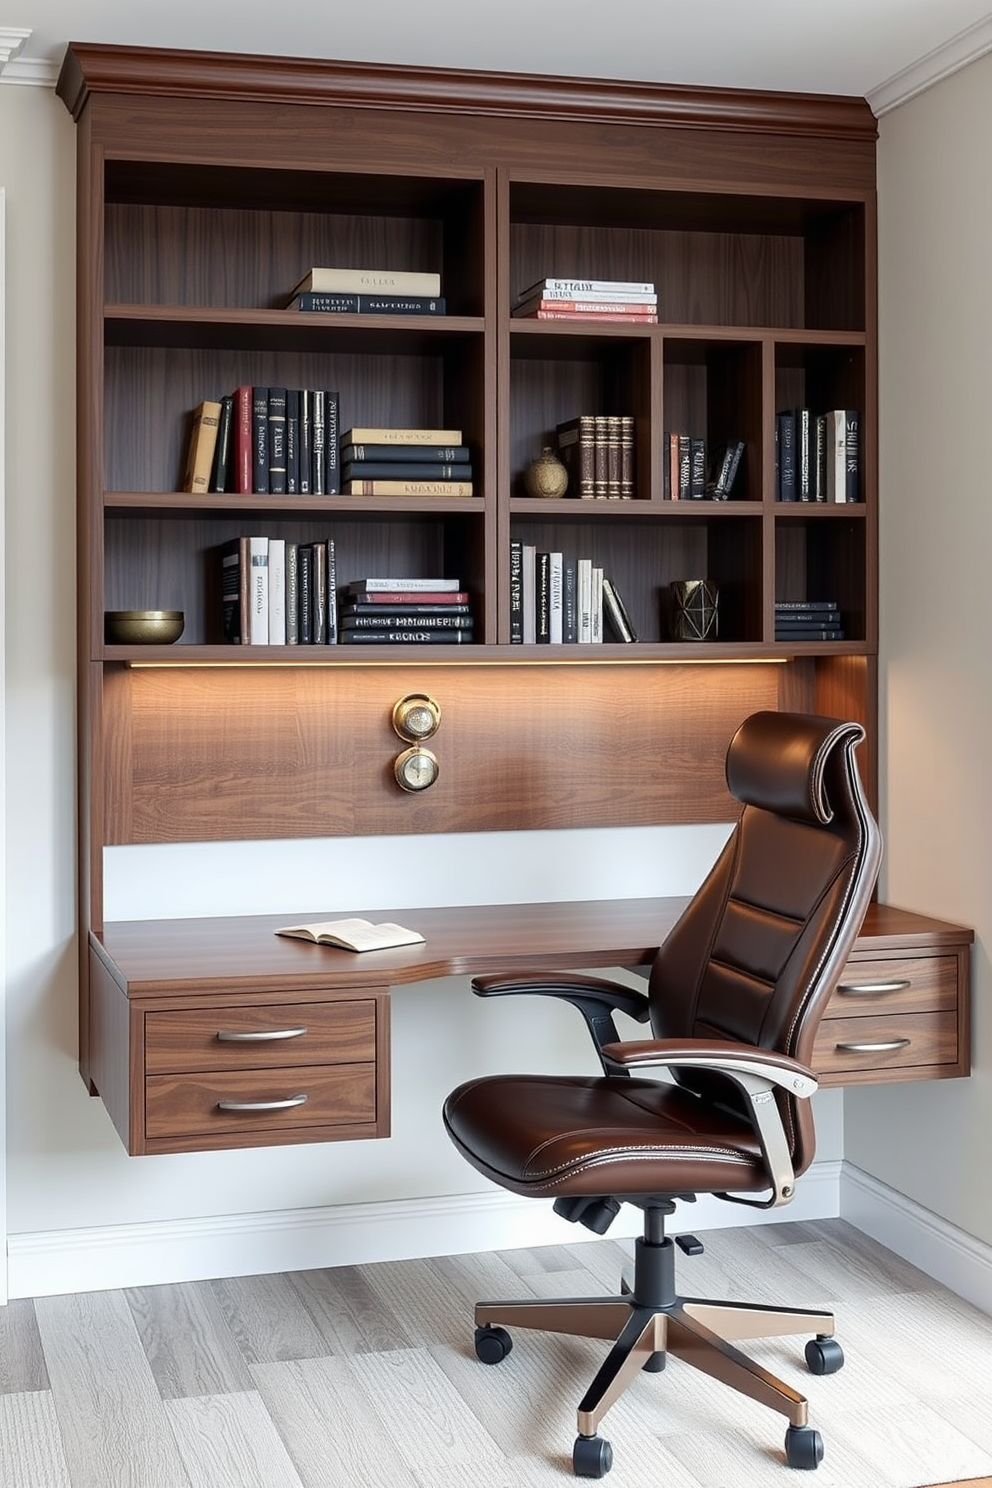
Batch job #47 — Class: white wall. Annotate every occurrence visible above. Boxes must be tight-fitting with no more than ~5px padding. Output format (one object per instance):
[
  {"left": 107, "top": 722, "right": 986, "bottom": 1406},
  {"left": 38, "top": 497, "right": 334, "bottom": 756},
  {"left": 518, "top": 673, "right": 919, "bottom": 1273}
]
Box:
[
  {"left": 0, "top": 80, "right": 850, "bottom": 1298},
  {"left": 1, "top": 187, "right": 8, "bottom": 1303},
  {"left": 845, "top": 53, "right": 992, "bottom": 1244}
]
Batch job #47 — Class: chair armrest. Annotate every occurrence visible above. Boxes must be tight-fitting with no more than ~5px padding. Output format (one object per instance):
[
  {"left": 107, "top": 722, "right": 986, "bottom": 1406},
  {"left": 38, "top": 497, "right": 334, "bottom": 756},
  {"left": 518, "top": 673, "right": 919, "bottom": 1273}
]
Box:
[
  {"left": 471, "top": 972, "right": 650, "bottom": 1072},
  {"left": 599, "top": 1037, "right": 818, "bottom": 1209}
]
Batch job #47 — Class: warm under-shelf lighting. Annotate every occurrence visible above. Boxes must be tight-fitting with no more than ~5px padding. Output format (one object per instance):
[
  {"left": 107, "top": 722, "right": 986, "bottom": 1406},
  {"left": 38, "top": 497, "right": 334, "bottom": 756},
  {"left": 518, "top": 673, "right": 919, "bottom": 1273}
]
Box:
[{"left": 127, "top": 655, "right": 793, "bottom": 669}]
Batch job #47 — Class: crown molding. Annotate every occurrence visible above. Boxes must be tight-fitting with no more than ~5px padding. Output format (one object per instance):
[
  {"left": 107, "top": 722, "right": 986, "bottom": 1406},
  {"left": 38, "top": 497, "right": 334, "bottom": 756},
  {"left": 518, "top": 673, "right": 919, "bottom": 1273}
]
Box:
[
  {"left": 0, "top": 28, "right": 58, "bottom": 87},
  {"left": 868, "top": 14, "right": 992, "bottom": 115}
]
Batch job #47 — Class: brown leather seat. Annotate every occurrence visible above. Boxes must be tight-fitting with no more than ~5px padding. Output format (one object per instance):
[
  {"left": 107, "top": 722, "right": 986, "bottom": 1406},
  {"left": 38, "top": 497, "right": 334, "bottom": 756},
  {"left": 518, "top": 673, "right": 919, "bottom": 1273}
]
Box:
[{"left": 443, "top": 711, "right": 882, "bottom": 1478}]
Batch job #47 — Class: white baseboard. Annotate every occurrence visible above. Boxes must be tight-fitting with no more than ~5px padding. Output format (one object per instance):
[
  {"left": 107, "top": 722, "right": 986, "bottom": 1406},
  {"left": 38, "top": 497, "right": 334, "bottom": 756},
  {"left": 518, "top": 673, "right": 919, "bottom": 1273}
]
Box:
[
  {"left": 7, "top": 1161, "right": 842, "bottom": 1300},
  {"left": 841, "top": 1162, "right": 992, "bottom": 1315}
]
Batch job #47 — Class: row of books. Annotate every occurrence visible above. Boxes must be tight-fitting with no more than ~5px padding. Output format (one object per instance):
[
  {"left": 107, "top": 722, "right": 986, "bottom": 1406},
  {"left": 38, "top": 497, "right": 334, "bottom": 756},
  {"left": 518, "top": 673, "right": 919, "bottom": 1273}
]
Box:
[
  {"left": 340, "top": 578, "right": 474, "bottom": 646},
  {"left": 509, "top": 541, "right": 637, "bottom": 644},
  {"left": 184, "top": 387, "right": 340, "bottom": 497},
  {"left": 221, "top": 536, "right": 339, "bottom": 646},
  {"left": 556, "top": 414, "right": 635, "bottom": 499},
  {"left": 776, "top": 408, "right": 859, "bottom": 503},
  {"left": 286, "top": 266, "right": 444, "bottom": 317},
  {"left": 663, "top": 434, "right": 745, "bottom": 501},
  {"left": 513, "top": 277, "right": 658, "bottom": 324},
  {"left": 774, "top": 599, "right": 845, "bottom": 641}
]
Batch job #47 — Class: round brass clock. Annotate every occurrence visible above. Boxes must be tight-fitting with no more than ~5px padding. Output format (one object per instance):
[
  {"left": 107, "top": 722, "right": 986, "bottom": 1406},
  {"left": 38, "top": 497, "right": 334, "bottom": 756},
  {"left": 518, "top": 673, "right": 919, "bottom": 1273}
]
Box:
[
  {"left": 393, "top": 745, "right": 440, "bottom": 793},
  {"left": 392, "top": 693, "right": 441, "bottom": 742}
]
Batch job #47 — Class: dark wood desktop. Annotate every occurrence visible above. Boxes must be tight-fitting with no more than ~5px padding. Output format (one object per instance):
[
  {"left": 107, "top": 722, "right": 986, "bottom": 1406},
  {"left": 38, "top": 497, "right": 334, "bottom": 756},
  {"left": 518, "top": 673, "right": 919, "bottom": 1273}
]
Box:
[{"left": 89, "top": 898, "right": 972, "bottom": 1157}]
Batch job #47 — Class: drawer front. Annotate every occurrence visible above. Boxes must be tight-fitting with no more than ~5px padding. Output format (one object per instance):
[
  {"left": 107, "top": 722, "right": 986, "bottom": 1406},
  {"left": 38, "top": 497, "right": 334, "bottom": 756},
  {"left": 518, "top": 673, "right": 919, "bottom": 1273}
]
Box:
[
  {"left": 829, "top": 955, "right": 957, "bottom": 1016},
  {"left": 146, "top": 1063, "right": 376, "bottom": 1139},
  {"left": 145, "top": 1001, "right": 376, "bottom": 1074},
  {"left": 813, "top": 1011, "right": 958, "bottom": 1077}
]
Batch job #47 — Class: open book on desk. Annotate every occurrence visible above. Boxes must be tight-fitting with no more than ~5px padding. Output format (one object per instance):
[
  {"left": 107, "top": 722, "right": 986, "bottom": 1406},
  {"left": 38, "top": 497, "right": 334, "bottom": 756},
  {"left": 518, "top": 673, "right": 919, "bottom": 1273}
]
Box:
[{"left": 275, "top": 918, "right": 426, "bottom": 952}]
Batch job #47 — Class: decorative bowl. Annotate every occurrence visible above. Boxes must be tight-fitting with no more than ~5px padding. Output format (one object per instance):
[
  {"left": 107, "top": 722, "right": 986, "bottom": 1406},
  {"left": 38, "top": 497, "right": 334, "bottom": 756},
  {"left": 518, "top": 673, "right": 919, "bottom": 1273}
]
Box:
[{"left": 105, "top": 609, "right": 185, "bottom": 645}]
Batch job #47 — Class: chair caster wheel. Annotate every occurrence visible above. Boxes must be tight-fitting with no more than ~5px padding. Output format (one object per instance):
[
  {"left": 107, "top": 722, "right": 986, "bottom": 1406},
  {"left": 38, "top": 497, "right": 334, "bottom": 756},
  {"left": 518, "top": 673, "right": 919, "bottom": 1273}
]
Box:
[
  {"left": 785, "top": 1425, "right": 824, "bottom": 1469},
  {"left": 573, "top": 1433, "right": 613, "bottom": 1478},
  {"left": 474, "top": 1325, "right": 512, "bottom": 1364},
  {"left": 805, "top": 1336, "right": 844, "bottom": 1375}
]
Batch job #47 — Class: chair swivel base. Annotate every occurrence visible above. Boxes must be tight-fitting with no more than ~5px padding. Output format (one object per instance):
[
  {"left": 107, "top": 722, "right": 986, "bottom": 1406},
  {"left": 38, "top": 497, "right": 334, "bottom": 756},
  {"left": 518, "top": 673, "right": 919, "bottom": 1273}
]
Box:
[{"left": 472, "top": 1234, "right": 841, "bottom": 1477}]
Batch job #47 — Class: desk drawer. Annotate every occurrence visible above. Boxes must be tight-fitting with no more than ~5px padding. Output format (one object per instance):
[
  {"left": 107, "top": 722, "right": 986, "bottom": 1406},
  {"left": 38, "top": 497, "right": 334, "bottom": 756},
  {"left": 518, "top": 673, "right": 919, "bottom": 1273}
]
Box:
[
  {"left": 146, "top": 1064, "right": 376, "bottom": 1139},
  {"left": 828, "top": 955, "right": 957, "bottom": 1016},
  {"left": 145, "top": 1000, "right": 377, "bottom": 1074},
  {"left": 813, "top": 1011, "right": 958, "bottom": 1077}
]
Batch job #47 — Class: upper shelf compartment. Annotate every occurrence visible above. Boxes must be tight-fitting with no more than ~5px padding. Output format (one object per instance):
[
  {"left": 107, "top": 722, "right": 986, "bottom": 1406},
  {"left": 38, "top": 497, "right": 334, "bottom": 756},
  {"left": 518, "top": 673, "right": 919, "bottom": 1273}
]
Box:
[
  {"left": 103, "top": 161, "right": 490, "bottom": 320},
  {"left": 507, "top": 180, "right": 868, "bottom": 333}
]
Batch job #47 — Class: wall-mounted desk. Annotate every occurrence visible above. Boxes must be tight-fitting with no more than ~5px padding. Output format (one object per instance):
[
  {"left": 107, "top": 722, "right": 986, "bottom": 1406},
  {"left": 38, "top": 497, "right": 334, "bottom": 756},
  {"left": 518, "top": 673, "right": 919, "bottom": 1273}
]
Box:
[{"left": 89, "top": 899, "right": 972, "bottom": 1156}]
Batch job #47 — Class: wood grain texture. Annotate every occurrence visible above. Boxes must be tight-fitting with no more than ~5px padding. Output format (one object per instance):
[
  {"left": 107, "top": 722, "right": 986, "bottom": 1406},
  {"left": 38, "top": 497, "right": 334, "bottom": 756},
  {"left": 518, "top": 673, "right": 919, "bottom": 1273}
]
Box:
[
  {"left": 124, "top": 1283, "right": 254, "bottom": 1400},
  {"left": 164, "top": 1392, "right": 304, "bottom": 1488},
  {"left": 0, "top": 1299, "right": 50, "bottom": 1394},
  {"left": 0, "top": 1392, "right": 72, "bottom": 1488}
]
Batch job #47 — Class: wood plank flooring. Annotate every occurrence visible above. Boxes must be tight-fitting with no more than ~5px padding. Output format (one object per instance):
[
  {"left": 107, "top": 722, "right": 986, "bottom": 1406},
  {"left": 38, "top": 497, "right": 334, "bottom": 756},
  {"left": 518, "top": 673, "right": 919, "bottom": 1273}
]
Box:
[{"left": 2, "top": 1218, "right": 991, "bottom": 1487}]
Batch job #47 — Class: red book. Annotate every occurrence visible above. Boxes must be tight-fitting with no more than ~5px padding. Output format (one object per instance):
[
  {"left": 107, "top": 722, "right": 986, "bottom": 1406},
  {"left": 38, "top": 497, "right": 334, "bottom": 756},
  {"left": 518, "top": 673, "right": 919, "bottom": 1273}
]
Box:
[
  {"left": 344, "top": 589, "right": 470, "bottom": 604},
  {"left": 523, "top": 309, "right": 658, "bottom": 323},
  {"left": 514, "top": 298, "right": 657, "bottom": 315},
  {"left": 233, "top": 384, "right": 253, "bottom": 494}
]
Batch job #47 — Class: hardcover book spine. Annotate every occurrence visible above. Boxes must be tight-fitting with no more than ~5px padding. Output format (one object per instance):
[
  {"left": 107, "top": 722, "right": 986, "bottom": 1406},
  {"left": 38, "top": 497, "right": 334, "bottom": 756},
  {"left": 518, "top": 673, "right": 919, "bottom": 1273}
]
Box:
[
  {"left": 556, "top": 415, "right": 596, "bottom": 498},
  {"left": 285, "top": 542, "right": 299, "bottom": 644},
  {"left": 536, "top": 551, "right": 551, "bottom": 642},
  {"left": 594, "top": 416, "right": 609, "bottom": 499},
  {"left": 341, "top": 462, "right": 472, "bottom": 481},
  {"left": 813, "top": 414, "right": 827, "bottom": 502},
  {"left": 292, "top": 292, "right": 446, "bottom": 314},
  {"left": 591, "top": 567, "right": 604, "bottom": 643},
  {"left": 845, "top": 411, "right": 859, "bottom": 502},
  {"left": 267, "top": 386, "right": 287, "bottom": 495},
  {"left": 350, "top": 577, "right": 461, "bottom": 592},
  {"left": 284, "top": 388, "right": 300, "bottom": 495},
  {"left": 298, "top": 389, "right": 312, "bottom": 495},
  {"left": 311, "top": 389, "right": 325, "bottom": 496},
  {"left": 522, "top": 309, "right": 657, "bottom": 322},
  {"left": 325, "top": 537, "right": 338, "bottom": 643},
  {"left": 294, "top": 268, "right": 442, "bottom": 296},
  {"left": 620, "top": 416, "right": 634, "bottom": 498},
  {"left": 341, "top": 444, "right": 469, "bottom": 464},
  {"left": 297, "top": 544, "right": 313, "bottom": 644},
  {"left": 690, "top": 438, "right": 706, "bottom": 500},
  {"left": 796, "top": 408, "right": 812, "bottom": 501},
  {"left": 311, "top": 539, "right": 327, "bottom": 643},
  {"left": 522, "top": 544, "right": 537, "bottom": 644},
  {"left": 342, "top": 427, "right": 463, "bottom": 446},
  {"left": 509, "top": 538, "right": 523, "bottom": 643},
  {"left": 182, "top": 400, "right": 222, "bottom": 495},
  {"left": 562, "top": 557, "right": 578, "bottom": 642},
  {"left": 344, "top": 480, "right": 474, "bottom": 496},
  {"left": 234, "top": 386, "right": 254, "bottom": 495},
  {"left": 777, "top": 413, "right": 796, "bottom": 501},
  {"left": 341, "top": 611, "right": 474, "bottom": 628},
  {"left": 210, "top": 394, "right": 234, "bottom": 494},
  {"left": 249, "top": 535, "right": 269, "bottom": 645},
  {"left": 268, "top": 537, "right": 286, "bottom": 645},
  {"left": 220, "top": 536, "right": 249, "bottom": 643},
  {"left": 577, "top": 558, "right": 593, "bottom": 642},
  {"left": 252, "top": 387, "right": 269, "bottom": 495},
  {"left": 341, "top": 629, "right": 474, "bottom": 643},
  {"left": 324, "top": 391, "right": 340, "bottom": 495},
  {"left": 548, "top": 552, "right": 563, "bottom": 643}
]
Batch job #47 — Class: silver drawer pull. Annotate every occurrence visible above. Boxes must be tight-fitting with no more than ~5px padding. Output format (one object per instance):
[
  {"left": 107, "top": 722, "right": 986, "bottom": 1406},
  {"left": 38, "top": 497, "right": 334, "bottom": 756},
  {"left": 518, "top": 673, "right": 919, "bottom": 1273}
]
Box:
[
  {"left": 836, "top": 980, "right": 911, "bottom": 996},
  {"left": 217, "top": 1026, "right": 308, "bottom": 1042},
  {"left": 217, "top": 1093, "right": 309, "bottom": 1112},
  {"left": 835, "top": 1039, "right": 912, "bottom": 1053}
]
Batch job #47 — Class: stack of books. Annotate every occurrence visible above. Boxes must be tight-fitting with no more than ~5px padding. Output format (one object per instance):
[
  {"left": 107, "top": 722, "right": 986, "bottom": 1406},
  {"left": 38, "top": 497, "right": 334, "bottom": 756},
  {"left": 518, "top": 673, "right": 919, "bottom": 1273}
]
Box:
[
  {"left": 775, "top": 408, "right": 859, "bottom": 503},
  {"left": 220, "top": 536, "right": 338, "bottom": 646},
  {"left": 509, "top": 541, "right": 636, "bottom": 644},
  {"left": 341, "top": 578, "right": 474, "bottom": 645},
  {"left": 663, "top": 433, "right": 744, "bottom": 500},
  {"left": 774, "top": 599, "right": 845, "bottom": 642},
  {"left": 556, "top": 414, "right": 634, "bottom": 499},
  {"left": 512, "top": 277, "right": 658, "bottom": 323},
  {"left": 185, "top": 386, "right": 340, "bottom": 496},
  {"left": 341, "top": 427, "right": 473, "bottom": 496},
  {"left": 286, "top": 267, "right": 445, "bottom": 316}
]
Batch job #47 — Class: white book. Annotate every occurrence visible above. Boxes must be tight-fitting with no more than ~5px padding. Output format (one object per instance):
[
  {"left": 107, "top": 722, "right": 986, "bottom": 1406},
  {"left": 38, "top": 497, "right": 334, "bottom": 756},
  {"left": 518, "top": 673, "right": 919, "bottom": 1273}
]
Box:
[
  {"left": 577, "top": 558, "right": 593, "bottom": 643},
  {"left": 548, "top": 552, "right": 563, "bottom": 643},
  {"left": 826, "top": 410, "right": 848, "bottom": 503},
  {"left": 291, "top": 266, "right": 441, "bottom": 298},
  {"left": 275, "top": 918, "right": 425, "bottom": 952},
  {"left": 516, "top": 287, "right": 658, "bottom": 305},
  {"left": 268, "top": 538, "right": 286, "bottom": 645},
  {"left": 517, "top": 276, "right": 654, "bottom": 299},
  {"left": 591, "top": 566, "right": 604, "bottom": 643},
  {"left": 352, "top": 576, "right": 462, "bottom": 592},
  {"left": 522, "top": 544, "right": 537, "bottom": 644},
  {"left": 249, "top": 536, "right": 269, "bottom": 646}
]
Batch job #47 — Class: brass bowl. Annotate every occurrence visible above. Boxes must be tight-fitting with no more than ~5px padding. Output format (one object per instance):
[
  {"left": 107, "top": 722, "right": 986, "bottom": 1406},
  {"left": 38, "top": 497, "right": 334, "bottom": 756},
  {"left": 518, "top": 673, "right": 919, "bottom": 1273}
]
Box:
[{"left": 105, "top": 609, "right": 185, "bottom": 645}]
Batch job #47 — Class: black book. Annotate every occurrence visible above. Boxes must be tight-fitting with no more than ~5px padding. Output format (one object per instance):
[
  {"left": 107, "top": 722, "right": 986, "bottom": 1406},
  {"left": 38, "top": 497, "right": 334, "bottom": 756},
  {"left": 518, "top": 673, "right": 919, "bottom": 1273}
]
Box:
[
  {"left": 774, "top": 599, "right": 840, "bottom": 613},
  {"left": 285, "top": 388, "right": 300, "bottom": 495},
  {"left": 602, "top": 576, "right": 637, "bottom": 642},
  {"left": 776, "top": 413, "right": 797, "bottom": 501},
  {"left": 311, "top": 539, "right": 327, "bottom": 642},
  {"left": 297, "top": 543, "right": 313, "bottom": 643},
  {"left": 677, "top": 434, "right": 692, "bottom": 500},
  {"left": 509, "top": 538, "right": 523, "bottom": 644},
  {"left": 812, "top": 414, "right": 827, "bottom": 503},
  {"left": 291, "top": 291, "right": 446, "bottom": 315},
  {"left": 795, "top": 408, "right": 813, "bottom": 501},
  {"left": 535, "top": 551, "right": 551, "bottom": 642},
  {"left": 341, "top": 461, "right": 473, "bottom": 481},
  {"left": 210, "top": 394, "right": 234, "bottom": 493},
  {"left": 268, "top": 386, "right": 287, "bottom": 494},
  {"left": 311, "top": 389, "right": 325, "bottom": 496},
  {"left": 298, "top": 388, "right": 312, "bottom": 495},
  {"left": 325, "top": 537, "right": 338, "bottom": 644},
  {"left": 562, "top": 557, "right": 578, "bottom": 643},
  {"left": 775, "top": 625, "right": 845, "bottom": 640},
  {"left": 341, "top": 628, "right": 475, "bottom": 644},
  {"left": 324, "top": 390, "right": 340, "bottom": 495},
  {"left": 343, "top": 602, "right": 471, "bottom": 617},
  {"left": 708, "top": 440, "right": 745, "bottom": 500},
  {"left": 773, "top": 607, "right": 841, "bottom": 625},
  {"left": 285, "top": 542, "right": 299, "bottom": 644},
  {"left": 251, "top": 386, "right": 269, "bottom": 494},
  {"left": 341, "top": 443, "right": 470, "bottom": 464},
  {"left": 219, "top": 536, "right": 249, "bottom": 644},
  {"left": 689, "top": 438, "right": 706, "bottom": 499},
  {"left": 845, "top": 410, "right": 860, "bottom": 503},
  {"left": 341, "top": 611, "right": 474, "bottom": 629}
]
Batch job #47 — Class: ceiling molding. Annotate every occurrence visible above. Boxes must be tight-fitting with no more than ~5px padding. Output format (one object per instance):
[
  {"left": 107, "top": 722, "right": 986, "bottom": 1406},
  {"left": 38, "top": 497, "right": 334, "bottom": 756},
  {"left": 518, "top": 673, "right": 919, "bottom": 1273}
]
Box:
[
  {"left": 0, "top": 28, "right": 57, "bottom": 86},
  {"left": 867, "top": 14, "right": 992, "bottom": 115}
]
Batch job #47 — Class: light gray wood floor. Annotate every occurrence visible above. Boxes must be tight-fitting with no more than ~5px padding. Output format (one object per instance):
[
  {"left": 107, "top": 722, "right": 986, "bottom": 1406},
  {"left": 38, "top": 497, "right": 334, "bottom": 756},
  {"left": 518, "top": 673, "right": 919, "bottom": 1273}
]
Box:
[{"left": 2, "top": 1217, "right": 991, "bottom": 1488}]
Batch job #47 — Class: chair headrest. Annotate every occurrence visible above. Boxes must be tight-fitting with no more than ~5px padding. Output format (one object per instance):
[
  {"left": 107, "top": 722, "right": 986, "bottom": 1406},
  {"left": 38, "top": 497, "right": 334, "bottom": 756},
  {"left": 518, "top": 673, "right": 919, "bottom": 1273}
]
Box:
[{"left": 726, "top": 711, "right": 865, "bottom": 826}]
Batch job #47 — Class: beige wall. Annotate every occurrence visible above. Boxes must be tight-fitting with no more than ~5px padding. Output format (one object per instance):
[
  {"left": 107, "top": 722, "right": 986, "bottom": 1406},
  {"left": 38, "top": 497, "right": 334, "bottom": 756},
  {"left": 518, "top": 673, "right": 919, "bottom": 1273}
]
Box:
[{"left": 845, "top": 53, "right": 992, "bottom": 1242}]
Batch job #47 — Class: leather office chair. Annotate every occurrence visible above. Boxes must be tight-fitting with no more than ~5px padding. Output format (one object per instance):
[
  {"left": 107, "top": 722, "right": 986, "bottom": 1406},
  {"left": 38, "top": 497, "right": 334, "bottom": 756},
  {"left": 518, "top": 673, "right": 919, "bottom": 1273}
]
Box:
[{"left": 443, "top": 711, "right": 881, "bottom": 1478}]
